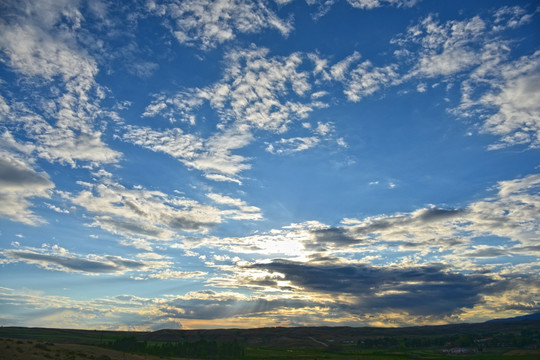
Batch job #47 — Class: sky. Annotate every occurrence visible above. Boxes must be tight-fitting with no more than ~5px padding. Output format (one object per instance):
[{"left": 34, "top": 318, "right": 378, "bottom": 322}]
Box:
[{"left": 0, "top": 0, "right": 539, "bottom": 331}]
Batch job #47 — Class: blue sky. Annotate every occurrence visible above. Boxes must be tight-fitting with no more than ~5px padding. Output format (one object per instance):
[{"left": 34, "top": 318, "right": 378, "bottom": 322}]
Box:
[{"left": 0, "top": 0, "right": 539, "bottom": 330}]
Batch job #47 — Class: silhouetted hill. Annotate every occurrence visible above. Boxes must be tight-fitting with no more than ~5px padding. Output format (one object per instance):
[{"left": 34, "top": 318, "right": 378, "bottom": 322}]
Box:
[
  {"left": 139, "top": 318, "right": 540, "bottom": 349},
  {"left": 1, "top": 314, "right": 539, "bottom": 351},
  {"left": 487, "top": 312, "right": 540, "bottom": 323}
]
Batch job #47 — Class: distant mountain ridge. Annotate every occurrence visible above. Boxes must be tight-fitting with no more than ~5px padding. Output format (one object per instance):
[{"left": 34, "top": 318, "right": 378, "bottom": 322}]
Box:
[{"left": 486, "top": 312, "right": 540, "bottom": 323}]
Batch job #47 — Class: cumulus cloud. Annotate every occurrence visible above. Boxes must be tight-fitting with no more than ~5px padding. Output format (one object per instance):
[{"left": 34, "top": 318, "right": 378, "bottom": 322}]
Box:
[
  {"left": 147, "top": 0, "right": 293, "bottom": 50},
  {"left": 135, "top": 269, "right": 208, "bottom": 280},
  {"left": 344, "top": 60, "right": 399, "bottom": 101}
]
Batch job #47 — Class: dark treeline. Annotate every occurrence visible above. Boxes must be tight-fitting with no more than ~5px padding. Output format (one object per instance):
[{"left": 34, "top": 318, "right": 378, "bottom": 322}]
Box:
[
  {"left": 356, "top": 328, "right": 540, "bottom": 349},
  {"left": 107, "top": 336, "right": 244, "bottom": 359}
]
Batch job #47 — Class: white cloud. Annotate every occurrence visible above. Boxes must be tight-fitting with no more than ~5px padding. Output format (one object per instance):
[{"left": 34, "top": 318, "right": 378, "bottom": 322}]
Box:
[
  {"left": 346, "top": 0, "right": 418, "bottom": 10},
  {"left": 492, "top": 6, "right": 535, "bottom": 31},
  {"left": 139, "top": 269, "right": 207, "bottom": 280},
  {"left": 71, "top": 180, "right": 263, "bottom": 243},
  {"left": 329, "top": 52, "right": 400, "bottom": 101},
  {"left": 266, "top": 136, "right": 320, "bottom": 154},
  {"left": 72, "top": 182, "right": 222, "bottom": 239},
  {"left": 135, "top": 46, "right": 330, "bottom": 181},
  {"left": 206, "top": 192, "right": 263, "bottom": 220},
  {"left": 344, "top": 61, "right": 399, "bottom": 101},
  {"left": 330, "top": 51, "right": 361, "bottom": 81},
  {"left": 123, "top": 126, "right": 204, "bottom": 163},
  {"left": 466, "top": 174, "right": 540, "bottom": 246},
  {"left": 123, "top": 125, "right": 251, "bottom": 182},
  {"left": 392, "top": 7, "right": 540, "bottom": 149},
  {"left": 394, "top": 14, "right": 489, "bottom": 78},
  {"left": 460, "top": 52, "right": 540, "bottom": 149},
  {"left": 148, "top": 0, "right": 293, "bottom": 50},
  {"left": 0, "top": 0, "right": 122, "bottom": 167}
]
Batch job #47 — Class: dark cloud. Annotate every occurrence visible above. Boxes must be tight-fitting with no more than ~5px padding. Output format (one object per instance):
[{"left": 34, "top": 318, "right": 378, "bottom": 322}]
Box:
[
  {"left": 247, "top": 260, "right": 503, "bottom": 316},
  {"left": 163, "top": 214, "right": 217, "bottom": 231},
  {"left": 0, "top": 157, "right": 53, "bottom": 188},
  {"left": 3, "top": 250, "right": 146, "bottom": 274},
  {"left": 463, "top": 248, "right": 509, "bottom": 258},
  {"left": 416, "top": 208, "right": 465, "bottom": 222},
  {"left": 307, "top": 227, "right": 358, "bottom": 250},
  {"left": 96, "top": 217, "right": 165, "bottom": 237}
]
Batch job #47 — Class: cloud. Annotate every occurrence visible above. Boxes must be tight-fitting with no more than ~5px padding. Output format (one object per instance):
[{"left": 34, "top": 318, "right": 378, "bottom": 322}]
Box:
[
  {"left": 330, "top": 52, "right": 400, "bottom": 101},
  {"left": 72, "top": 182, "right": 223, "bottom": 241},
  {"left": 266, "top": 136, "right": 320, "bottom": 154},
  {"left": 465, "top": 173, "right": 540, "bottom": 245},
  {"left": 0, "top": 150, "right": 54, "bottom": 225},
  {"left": 132, "top": 46, "right": 330, "bottom": 182},
  {"left": 122, "top": 125, "right": 205, "bottom": 167},
  {"left": 460, "top": 51, "right": 540, "bottom": 149},
  {"left": 336, "top": 174, "right": 539, "bottom": 250},
  {"left": 390, "top": 7, "right": 539, "bottom": 149},
  {"left": 183, "top": 174, "right": 539, "bottom": 268},
  {"left": 206, "top": 192, "right": 262, "bottom": 220},
  {"left": 0, "top": 0, "right": 121, "bottom": 167},
  {"left": 346, "top": 0, "right": 418, "bottom": 10},
  {"left": 156, "top": 290, "right": 317, "bottom": 321},
  {"left": 71, "top": 181, "right": 262, "bottom": 244},
  {"left": 344, "top": 60, "right": 399, "bottom": 101},
  {"left": 134, "top": 269, "right": 207, "bottom": 280},
  {"left": 394, "top": 14, "right": 490, "bottom": 78},
  {"left": 247, "top": 260, "right": 502, "bottom": 316},
  {"left": 0, "top": 0, "right": 90, "bottom": 81},
  {"left": 1, "top": 245, "right": 148, "bottom": 275},
  {"left": 147, "top": 0, "right": 293, "bottom": 50}
]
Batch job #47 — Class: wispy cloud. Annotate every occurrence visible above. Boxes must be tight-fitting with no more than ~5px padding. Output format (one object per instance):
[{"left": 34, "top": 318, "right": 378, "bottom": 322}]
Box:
[{"left": 1, "top": 245, "right": 148, "bottom": 275}]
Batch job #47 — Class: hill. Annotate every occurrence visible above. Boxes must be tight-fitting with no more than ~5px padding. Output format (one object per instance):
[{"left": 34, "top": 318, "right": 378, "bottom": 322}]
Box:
[{"left": 1, "top": 316, "right": 540, "bottom": 359}]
